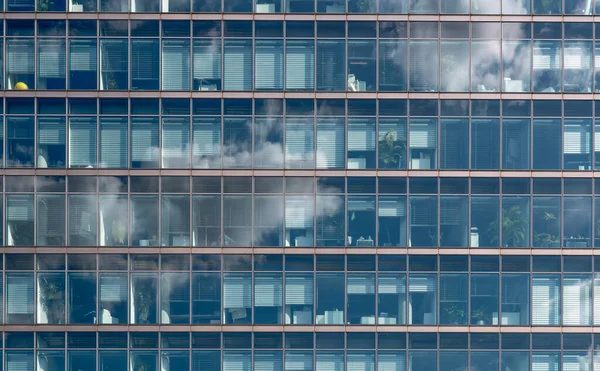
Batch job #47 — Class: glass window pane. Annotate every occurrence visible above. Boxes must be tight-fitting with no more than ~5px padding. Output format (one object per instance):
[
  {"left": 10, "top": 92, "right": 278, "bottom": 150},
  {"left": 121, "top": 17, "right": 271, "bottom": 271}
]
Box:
[
  {"left": 532, "top": 274, "right": 561, "bottom": 326},
  {"left": 162, "top": 39, "right": 190, "bottom": 91},
  {"left": 346, "top": 273, "right": 375, "bottom": 324},
  {"left": 472, "top": 40, "right": 501, "bottom": 92},
  {"left": 534, "top": 0, "right": 561, "bottom": 13},
  {"left": 378, "top": 118, "right": 407, "bottom": 169},
  {"left": 193, "top": 39, "right": 221, "bottom": 91},
  {"left": 100, "top": 39, "right": 128, "bottom": 90},
  {"left": 316, "top": 118, "right": 345, "bottom": 169},
  {"left": 440, "top": 196, "right": 468, "bottom": 247},
  {"left": 161, "top": 195, "right": 190, "bottom": 247},
  {"left": 223, "top": 273, "right": 252, "bottom": 324},
  {"left": 131, "top": 0, "right": 159, "bottom": 11},
  {"left": 533, "top": 40, "right": 562, "bottom": 92},
  {"left": 501, "top": 274, "right": 530, "bottom": 325},
  {"left": 6, "top": 195, "right": 34, "bottom": 246},
  {"left": 223, "top": 195, "right": 252, "bottom": 247},
  {"left": 379, "top": 0, "right": 407, "bottom": 12},
  {"left": 285, "top": 118, "right": 314, "bottom": 169},
  {"left": 68, "top": 117, "right": 97, "bottom": 168},
  {"left": 316, "top": 195, "right": 345, "bottom": 247},
  {"left": 100, "top": 195, "right": 128, "bottom": 246},
  {"left": 68, "top": 194, "right": 97, "bottom": 246},
  {"left": 131, "top": 117, "right": 160, "bottom": 168},
  {"left": 409, "top": 118, "right": 437, "bottom": 170},
  {"left": 502, "top": 118, "right": 530, "bottom": 170},
  {"left": 440, "top": 118, "right": 468, "bottom": 169},
  {"left": 99, "top": 273, "right": 128, "bottom": 324},
  {"left": 7, "top": 116, "right": 34, "bottom": 168},
  {"left": 6, "top": 273, "right": 34, "bottom": 324},
  {"left": 68, "top": 273, "right": 96, "bottom": 324},
  {"left": 285, "top": 40, "right": 314, "bottom": 90},
  {"left": 347, "top": 195, "right": 375, "bottom": 247},
  {"left": 38, "top": 39, "right": 66, "bottom": 89},
  {"left": 99, "top": 117, "right": 127, "bottom": 168},
  {"left": 38, "top": 117, "right": 66, "bottom": 168},
  {"left": 131, "top": 273, "right": 158, "bottom": 324},
  {"left": 193, "top": 195, "right": 221, "bottom": 247},
  {"left": 255, "top": 117, "right": 283, "bottom": 168},
  {"left": 441, "top": 41, "right": 469, "bottom": 92},
  {"left": 348, "top": 40, "right": 375, "bottom": 91},
  {"left": 37, "top": 351, "right": 65, "bottom": 371},
  {"left": 7, "top": 38, "right": 34, "bottom": 90},
  {"left": 409, "top": 40, "right": 438, "bottom": 92},
  {"left": 564, "top": 196, "right": 592, "bottom": 247},
  {"left": 161, "top": 273, "right": 190, "bottom": 324},
  {"left": 500, "top": 196, "right": 530, "bottom": 248},
  {"left": 192, "top": 273, "right": 221, "bottom": 324},
  {"left": 131, "top": 39, "right": 160, "bottom": 90},
  {"left": 285, "top": 351, "right": 313, "bottom": 371},
  {"left": 192, "top": 117, "right": 221, "bottom": 168},
  {"left": 69, "top": 39, "right": 97, "bottom": 90},
  {"left": 409, "top": 274, "right": 437, "bottom": 325},
  {"left": 564, "top": 118, "right": 592, "bottom": 170},
  {"left": 379, "top": 40, "right": 407, "bottom": 92},
  {"left": 563, "top": 275, "right": 592, "bottom": 325},
  {"left": 131, "top": 195, "right": 159, "bottom": 247},
  {"left": 162, "top": 117, "right": 191, "bottom": 169},
  {"left": 255, "top": 40, "right": 283, "bottom": 90},
  {"left": 532, "top": 197, "right": 560, "bottom": 248},
  {"left": 255, "top": 195, "right": 283, "bottom": 247},
  {"left": 254, "top": 273, "right": 283, "bottom": 324},
  {"left": 285, "top": 273, "right": 314, "bottom": 324},
  {"left": 409, "top": 196, "right": 437, "bottom": 247},
  {"left": 316, "top": 40, "right": 345, "bottom": 91},
  {"left": 37, "top": 194, "right": 66, "bottom": 246},
  {"left": 471, "top": 274, "right": 498, "bottom": 325},
  {"left": 471, "top": 118, "right": 500, "bottom": 170},
  {"left": 316, "top": 273, "right": 344, "bottom": 324},
  {"left": 224, "top": 39, "right": 252, "bottom": 91},
  {"left": 532, "top": 118, "right": 561, "bottom": 170},
  {"left": 347, "top": 118, "right": 376, "bottom": 169},
  {"left": 223, "top": 117, "right": 252, "bottom": 168},
  {"left": 6, "top": 351, "right": 34, "bottom": 371},
  {"left": 285, "top": 195, "right": 314, "bottom": 247}
]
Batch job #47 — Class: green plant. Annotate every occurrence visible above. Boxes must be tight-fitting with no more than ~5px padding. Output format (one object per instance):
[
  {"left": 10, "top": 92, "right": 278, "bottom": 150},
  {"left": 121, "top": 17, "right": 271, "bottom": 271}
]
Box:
[
  {"left": 533, "top": 211, "right": 558, "bottom": 246},
  {"left": 39, "top": 277, "right": 65, "bottom": 324},
  {"left": 488, "top": 205, "right": 528, "bottom": 247},
  {"left": 472, "top": 307, "right": 487, "bottom": 324},
  {"left": 378, "top": 129, "right": 405, "bottom": 169},
  {"left": 444, "top": 304, "right": 465, "bottom": 324},
  {"left": 38, "top": 0, "right": 54, "bottom": 11}
]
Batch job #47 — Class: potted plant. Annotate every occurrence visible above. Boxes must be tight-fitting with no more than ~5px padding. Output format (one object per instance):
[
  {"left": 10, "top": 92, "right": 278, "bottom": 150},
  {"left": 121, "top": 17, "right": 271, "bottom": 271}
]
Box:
[
  {"left": 39, "top": 277, "right": 65, "bottom": 324},
  {"left": 38, "top": 0, "right": 54, "bottom": 11},
  {"left": 472, "top": 307, "right": 487, "bottom": 325},
  {"left": 488, "top": 205, "right": 528, "bottom": 247},
  {"left": 444, "top": 304, "right": 465, "bottom": 325},
  {"left": 136, "top": 281, "right": 154, "bottom": 324},
  {"left": 378, "top": 129, "right": 405, "bottom": 169},
  {"left": 533, "top": 211, "right": 559, "bottom": 247}
]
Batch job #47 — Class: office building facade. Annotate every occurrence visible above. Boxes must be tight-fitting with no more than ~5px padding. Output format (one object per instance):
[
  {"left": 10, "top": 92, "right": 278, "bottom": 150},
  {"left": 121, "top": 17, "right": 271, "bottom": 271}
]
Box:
[{"left": 0, "top": 0, "right": 597, "bottom": 370}]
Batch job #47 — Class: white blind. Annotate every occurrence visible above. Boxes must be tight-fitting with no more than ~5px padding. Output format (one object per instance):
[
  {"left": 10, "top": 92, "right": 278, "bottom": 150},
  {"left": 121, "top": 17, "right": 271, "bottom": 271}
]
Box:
[
  {"left": 378, "top": 197, "right": 406, "bottom": 217},
  {"left": 316, "top": 352, "right": 344, "bottom": 371},
  {"left": 594, "top": 278, "right": 600, "bottom": 325},
  {"left": 100, "top": 39, "right": 127, "bottom": 73},
  {"left": 532, "top": 354, "right": 559, "bottom": 371},
  {"left": 223, "top": 352, "right": 252, "bottom": 371},
  {"left": 224, "top": 40, "right": 252, "bottom": 91},
  {"left": 346, "top": 352, "right": 375, "bottom": 371},
  {"left": 348, "top": 119, "right": 376, "bottom": 151},
  {"left": 410, "top": 120, "right": 437, "bottom": 148},
  {"left": 533, "top": 44, "right": 561, "bottom": 69},
  {"left": 7, "top": 274, "right": 33, "bottom": 314},
  {"left": 254, "top": 274, "right": 283, "bottom": 307},
  {"left": 532, "top": 276, "right": 560, "bottom": 326},
  {"left": 68, "top": 117, "right": 97, "bottom": 168},
  {"left": 285, "top": 196, "right": 314, "bottom": 229},
  {"left": 100, "top": 117, "right": 128, "bottom": 168},
  {"left": 378, "top": 275, "right": 406, "bottom": 294},
  {"left": 564, "top": 45, "right": 591, "bottom": 69},
  {"left": 347, "top": 275, "right": 375, "bottom": 295},
  {"left": 38, "top": 39, "right": 66, "bottom": 78},
  {"left": 564, "top": 122, "right": 591, "bottom": 154},
  {"left": 7, "top": 39, "right": 34, "bottom": 74},
  {"left": 409, "top": 275, "right": 436, "bottom": 292},
  {"left": 563, "top": 277, "right": 591, "bottom": 326},
  {"left": 38, "top": 117, "right": 66, "bottom": 145},
  {"left": 100, "top": 274, "right": 128, "bottom": 302},
  {"left": 285, "top": 274, "right": 313, "bottom": 305},
  {"left": 162, "top": 39, "right": 190, "bottom": 91},
  {"left": 131, "top": 117, "right": 159, "bottom": 163},
  {"left": 316, "top": 119, "right": 345, "bottom": 169},
  {"left": 162, "top": 117, "right": 190, "bottom": 167},
  {"left": 378, "top": 352, "right": 406, "bottom": 371},
  {"left": 69, "top": 39, "right": 97, "bottom": 71},
  {"left": 285, "top": 118, "right": 314, "bottom": 168},
  {"left": 223, "top": 274, "right": 251, "bottom": 308},
  {"left": 285, "top": 352, "right": 313, "bottom": 371},
  {"left": 255, "top": 40, "right": 283, "bottom": 90},
  {"left": 255, "top": 352, "right": 283, "bottom": 371},
  {"left": 6, "top": 353, "right": 34, "bottom": 371},
  {"left": 192, "top": 117, "right": 221, "bottom": 157},
  {"left": 563, "top": 355, "right": 590, "bottom": 371},
  {"left": 285, "top": 40, "right": 314, "bottom": 90},
  {"left": 7, "top": 195, "right": 33, "bottom": 221},
  {"left": 348, "top": 196, "right": 374, "bottom": 212},
  {"left": 193, "top": 39, "right": 221, "bottom": 80}
]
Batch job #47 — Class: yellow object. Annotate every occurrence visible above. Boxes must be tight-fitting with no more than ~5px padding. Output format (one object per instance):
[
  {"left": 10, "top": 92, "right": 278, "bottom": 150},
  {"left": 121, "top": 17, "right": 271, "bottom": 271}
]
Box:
[{"left": 14, "top": 82, "right": 28, "bottom": 90}]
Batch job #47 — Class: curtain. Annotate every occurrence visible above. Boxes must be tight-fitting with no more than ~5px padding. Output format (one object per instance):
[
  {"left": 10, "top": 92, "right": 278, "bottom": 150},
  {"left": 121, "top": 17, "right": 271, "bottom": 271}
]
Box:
[
  {"left": 69, "top": 117, "right": 97, "bottom": 168},
  {"left": 255, "top": 40, "right": 283, "bottom": 90},
  {"left": 38, "top": 39, "right": 66, "bottom": 78},
  {"left": 162, "top": 39, "right": 190, "bottom": 91},
  {"left": 224, "top": 40, "right": 252, "bottom": 91},
  {"left": 285, "top": 40, "right": 314, "bottom": 90},
  {"left": 99, "top": 117, "right": 128, "bottom": 168},
  {"left": 316, "top": 119, "right": 345, "bottom": 169}
]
